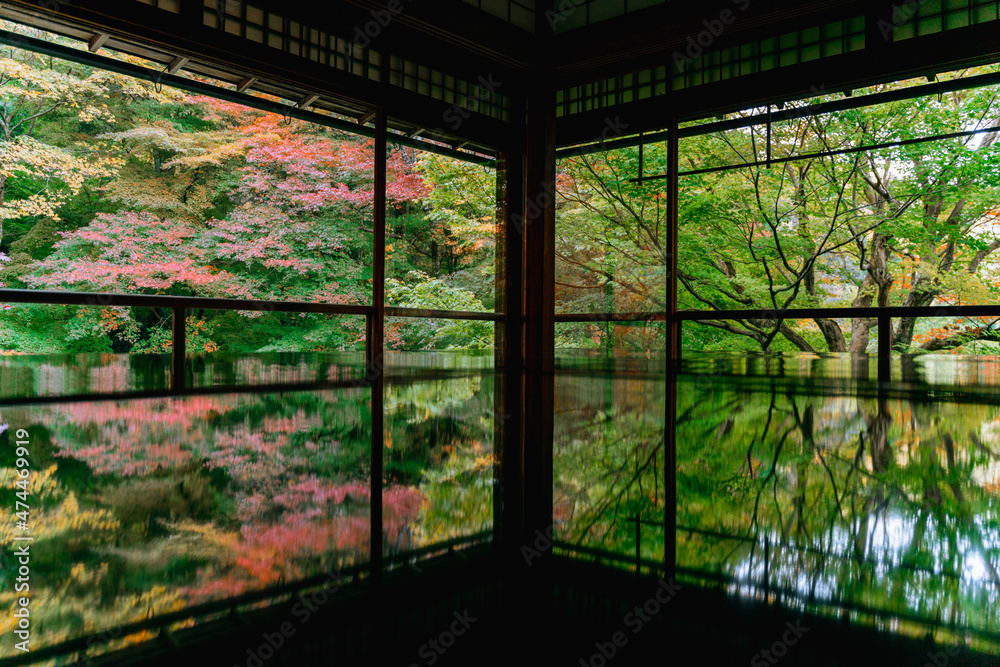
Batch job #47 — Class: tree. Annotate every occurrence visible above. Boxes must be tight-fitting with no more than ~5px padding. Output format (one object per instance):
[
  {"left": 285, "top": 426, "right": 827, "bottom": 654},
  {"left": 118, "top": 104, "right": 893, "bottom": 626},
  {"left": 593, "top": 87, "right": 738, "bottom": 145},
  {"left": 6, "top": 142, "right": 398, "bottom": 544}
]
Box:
[
  {"left": 557, "top": 68, "right": 1000, "bottom": 354},
  {"left": 674, "top": 71, "right": 1000, "bottom": 352},
  {"left": 410, "top": 152, "right": 497, "bottom": 309},
  {"left": 21, "top": 93, "right": 434, "bottom": 352}
]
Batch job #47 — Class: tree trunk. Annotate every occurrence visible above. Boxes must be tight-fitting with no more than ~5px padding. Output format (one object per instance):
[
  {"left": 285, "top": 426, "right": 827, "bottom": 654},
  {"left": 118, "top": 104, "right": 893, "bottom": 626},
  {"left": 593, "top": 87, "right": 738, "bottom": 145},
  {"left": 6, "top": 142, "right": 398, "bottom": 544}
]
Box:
[
  {"left": 795, "top": 166, "right": 848, "bottom": 352},
  {"left": 0, "top": 175, "right": 6, "bottom": 246},
  {"left": 777, "top": 322, "right": 815, "bottom": 352},
  {"left": 849, "top": 233, "right": 893, "bottom": 353},
  {"left": 893, "top": 288, "right": 936, "bottom": 350},
  {"left": 865, "top": 399, "right": 892, "bottom": 474},
  {"left": 814, "top": 318, "right": 847, "bottom": 352}
]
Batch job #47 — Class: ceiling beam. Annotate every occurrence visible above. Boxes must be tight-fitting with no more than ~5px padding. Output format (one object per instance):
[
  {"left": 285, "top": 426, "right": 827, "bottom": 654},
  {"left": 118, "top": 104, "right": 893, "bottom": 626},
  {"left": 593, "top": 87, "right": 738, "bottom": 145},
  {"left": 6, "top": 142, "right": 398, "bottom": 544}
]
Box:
[
  {"left": 166, "top": 55, "right": 188, "bottom": 74},
  {"left": 554, "top": 20, "right": 1000, "bottom": 146},
  {"left": 87, "top": 31, "right": 107, "bottom": 52},
  {"left": 550, "top": 0, "right": 871, "bottom": 87},
  {"left": 235, "top": 76, "right": 256, "bottom": 92},
  {"left": 237, "top": 0, "right": 533, "bottom": 84},
  {"left": 0, "top": 26, "right": 495, "bottom": 164},
  {"left": 297, "top": 93, "right": 319, "bottom": 109},
  {"left": 0, "top": 0, "right": 513, "bottom": 150}
]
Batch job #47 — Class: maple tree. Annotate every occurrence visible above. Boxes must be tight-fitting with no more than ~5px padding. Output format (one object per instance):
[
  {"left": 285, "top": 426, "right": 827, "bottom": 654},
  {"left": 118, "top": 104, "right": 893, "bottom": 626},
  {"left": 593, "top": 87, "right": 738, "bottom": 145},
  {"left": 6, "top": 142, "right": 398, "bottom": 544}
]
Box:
[
  {"left": 403, "top": 151, "right": 496, "bottom": 308},
  {"left": 0, "top": 48, "right": 115, "bottom": 235},
  {"left": 0, "top": 22, "right": 182, "bottom": 242},
  {"left": 0, "top": 30, "right": 498, "bottom": 356},
  {"left": 11, "top": 90, "right": 453, "bottom": 353},
  {"left": 6, "top": 95, "right": 398, "bottom": 351}
]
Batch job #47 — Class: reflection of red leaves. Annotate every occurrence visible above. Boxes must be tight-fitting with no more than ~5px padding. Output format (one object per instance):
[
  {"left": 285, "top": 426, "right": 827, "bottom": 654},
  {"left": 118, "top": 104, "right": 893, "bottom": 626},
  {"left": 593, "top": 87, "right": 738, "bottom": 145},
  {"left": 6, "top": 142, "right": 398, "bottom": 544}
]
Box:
[
  {"left": 198, "top": 486, "right": 423, "bottom": 592},
  {"left": 42, "top": 389, "right": 428, "bottom": 617},
  {"left": 178, "top": 576, "right": 252, "bottom": 600},
  {"left": 49, "top": 396, "right": 240, "bottom": 476},
  {"left": 236, "top": 517, "right": 370, "bottom": 584},
  {"left": 274, "top": 477, "right": 369, "bottom": 508},
  {"left": 261, "top": 410, "right": 323, "bottom": 433},
  {"left": 273, "top": 478, "right": 425, "bottom": 536},
  {"left": 63, "top": 441, "right": 192, "bottom": 477},
  {"left": 383, "top": 485, "right": 425, "bottom": 534}
]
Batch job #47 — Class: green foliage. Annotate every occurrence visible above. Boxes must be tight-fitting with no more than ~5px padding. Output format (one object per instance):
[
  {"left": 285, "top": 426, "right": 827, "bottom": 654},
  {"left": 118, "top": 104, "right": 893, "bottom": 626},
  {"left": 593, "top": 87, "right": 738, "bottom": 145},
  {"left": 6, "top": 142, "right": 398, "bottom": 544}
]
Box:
[
  {"left": 6, "top": 35, "right": 1000, "bottom": 360},
  {"left": 385, "top": 271, "right": 493, "bottom": 349},
  {"left": 256, "top": 314, "right": 367, "bottom": 353}
]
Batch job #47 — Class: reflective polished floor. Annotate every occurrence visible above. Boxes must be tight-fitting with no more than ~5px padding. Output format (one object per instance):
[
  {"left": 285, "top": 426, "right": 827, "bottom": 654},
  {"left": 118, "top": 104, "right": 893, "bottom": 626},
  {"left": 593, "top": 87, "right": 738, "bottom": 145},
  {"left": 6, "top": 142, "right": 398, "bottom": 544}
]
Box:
[{"left": 1, "top": 351, "right": 998, "bottom": 661}]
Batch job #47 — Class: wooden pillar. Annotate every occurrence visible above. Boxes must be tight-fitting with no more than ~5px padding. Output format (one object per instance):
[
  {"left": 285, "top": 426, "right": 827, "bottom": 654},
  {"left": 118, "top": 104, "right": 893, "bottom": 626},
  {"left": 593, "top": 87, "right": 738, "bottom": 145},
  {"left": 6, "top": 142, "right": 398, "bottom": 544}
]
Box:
[
  {"left": 495, "top": 110, "right": 525, "bottom": 564},
  {"left": 171, "top": 306, "right": 186, "bottom": 393},
  {"left": 522, "top": 84, "right": 555, "bottom": 557},
  {"left": 667, "top": 116, "right": 681, "bottom": 365},
  {"left": 369, "top": 106, "right": 386, "bottom": 588},
  {"left": 878, "top": 313, "right": 891, "bottom": 383},
  {"left": 665, "top": 115, "right": 679, "bottom": 579}
]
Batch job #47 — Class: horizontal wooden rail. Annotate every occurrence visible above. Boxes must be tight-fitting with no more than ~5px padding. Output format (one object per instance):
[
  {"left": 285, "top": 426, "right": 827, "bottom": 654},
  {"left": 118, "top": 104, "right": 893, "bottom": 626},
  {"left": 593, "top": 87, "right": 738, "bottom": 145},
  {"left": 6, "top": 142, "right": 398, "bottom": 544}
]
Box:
[
  {"left": 554, "top": 312, "right": 666, "bottom": 322},
  {"left": 676, "top": 304, "right": 1000, "bottom": 321},
  {"left": 385, "top": 306, "right": 502, "bottom": 321},
  {"left": 11, "top": 292, "right": 992, "bottom": 324},
  {"left": 0, "top": 288, "right": 372, "bottom": 315}
]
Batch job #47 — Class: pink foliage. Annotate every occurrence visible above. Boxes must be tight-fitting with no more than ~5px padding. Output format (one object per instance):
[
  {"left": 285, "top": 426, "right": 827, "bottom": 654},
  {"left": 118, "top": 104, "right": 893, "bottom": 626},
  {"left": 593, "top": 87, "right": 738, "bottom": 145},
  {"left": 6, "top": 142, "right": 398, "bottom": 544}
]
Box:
[
  {"left": 26, "top": 212, "right": 227, "bottom": 292},
  {"left": 178, "top": 576, "right": 251, "bottom": 600}
]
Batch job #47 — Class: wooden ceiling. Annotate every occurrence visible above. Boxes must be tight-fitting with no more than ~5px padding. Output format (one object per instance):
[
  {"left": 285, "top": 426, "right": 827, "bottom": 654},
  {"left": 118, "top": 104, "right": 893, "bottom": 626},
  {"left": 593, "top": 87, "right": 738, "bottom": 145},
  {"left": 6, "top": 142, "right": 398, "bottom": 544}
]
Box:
[{"left": 2, "top": 1, "right": 999, "bottom": 152}]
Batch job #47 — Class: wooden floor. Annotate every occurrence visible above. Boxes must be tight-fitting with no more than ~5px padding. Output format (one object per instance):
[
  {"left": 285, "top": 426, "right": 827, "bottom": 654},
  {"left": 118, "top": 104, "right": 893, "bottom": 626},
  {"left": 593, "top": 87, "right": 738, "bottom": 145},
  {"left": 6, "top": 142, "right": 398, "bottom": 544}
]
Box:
[{"left": 84, "top": 550, "right": 997, "bottom": 667}]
